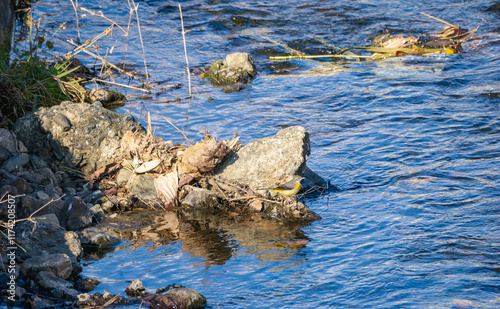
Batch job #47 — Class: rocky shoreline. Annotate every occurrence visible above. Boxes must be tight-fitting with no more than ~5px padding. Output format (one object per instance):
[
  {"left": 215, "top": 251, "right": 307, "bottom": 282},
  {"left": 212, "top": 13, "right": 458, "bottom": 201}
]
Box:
[{"left": 0, "top": 100, "right": 326, "bottom": 308}]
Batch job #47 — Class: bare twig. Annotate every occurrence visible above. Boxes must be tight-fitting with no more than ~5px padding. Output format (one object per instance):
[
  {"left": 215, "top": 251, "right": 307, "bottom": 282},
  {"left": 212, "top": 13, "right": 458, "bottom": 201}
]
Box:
[
  {"left": 178, "top": 4, "right": 192, "bottom": 98},
  {"left": 420, "top": 12, "right": 456, "bottom": 28},
  {"left": 162, "top": 116, "right": 192, "bottom": 145},
  {"left": 91, "top": 78, "right": 151, "bottom": 92},
  {"left": 80, "top": 7, "right": 128, "bottom": 34},
  {"left": 67, "top": 39, "right": 151, "bottom": 87},
  {"left": 69, "top": 0, "right": 81, "bottom": 43},
  {"left": 124, "top": 0, "right": 134, "bottom": 70},
  {"left": 130, "top": 0, "right": 150, "bottom": 86}
]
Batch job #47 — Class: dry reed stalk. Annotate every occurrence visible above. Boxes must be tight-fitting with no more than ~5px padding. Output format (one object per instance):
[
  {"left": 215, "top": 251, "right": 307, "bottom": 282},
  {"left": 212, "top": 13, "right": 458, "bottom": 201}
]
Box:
[
  {"left": 69, "top": 0, "right": 81, "bottom": 43},
  {"left": 129, "top": 0, "right": 150, "bottom": 86},
  {"left": 91, "top": 78, "right": 150, "bottom": 92},
  {"left": 124, "top": 0, "right": 135, "bottom": 70},
  {"left": 67, "top": 39, "right": 151, "bottom": 87},
  {"left": 178, "top": 4, "right": 192, "bottom": 98},
  {"left": 162, "top": 116, "right": 192, "bottom": 145}
]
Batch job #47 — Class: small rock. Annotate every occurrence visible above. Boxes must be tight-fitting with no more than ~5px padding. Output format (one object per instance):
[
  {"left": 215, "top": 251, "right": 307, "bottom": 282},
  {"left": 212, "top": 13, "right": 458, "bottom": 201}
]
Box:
[
  {"left": 83, "top": 190, "right": 103, "bottom": 203},
  {"left": 125, "top": 279, "right": 146, "bottom": 297},
  {"left": 1, "top": 178, "right": 33, "bottom": 194},
  {"left": 75, "top": 278, "right": 99, "bottom": 293},
  {"left": 63, "top": 187, "right": 77, "bottom": 196},
  {"left": 78, "top": 227, "right": 121, "bottom": 248},
  {"left": 18, "top": 195, "right": 54, "bottom": 219},
  {"left": 224, "top": 52, "right": 257, "bottom": 76},
  {"left": 3, "top": 153, "right": 30, "bottom": 172},
  {"left": 32, "top": 214, "right": 60, "bottom": 227},
  {"left": 204, "top": 52, "right": 257, "bottom": 87},
  {"left": 0, "top": 128, "right": 18, "bottom": 153},
  {"left": 100, "top": 199, "right": 114, "bottom": 212},
  {"left": 60, "top": 196, "right": 92, "bottom": 230},
  {"left": 35, "top": 190, "right": 51, "bottom": 200},
  {"left": 14, "top": 221, "right": 83, "bottom": 263},
  {"left": 35, "top": 270, "right": 73, "bottom": 289},
  {"left": 20, "top": 171, "right": 47, "bottom": 184},
  {"left": 0, "top": 146, "right": 12, "bottom": 163},
  {"left": 36, "top": 167, "right": 58, "bottom": 185},
  {"left": 77, "top": 293, "right": 92, "bottom": 302},
  {"left": 116, "top": 168, "right": 132, "bottom": 187},
  {"left": 22, "top": 254, "right": 73, "bottom": 279},
  {"left": 52, "top": 113, "right": 72, "bottom": 132},
  {"left": 89, "top": 204, "right": 104, "bottom": 216},
  {"left": 128, "top": 174, "right": 158, "bottom": 201},
  {"left": 30, "top": 155, "right": 49, "bottom": 169},
  {"left": 181, "top": 186, "right": 219, "bottom": 208},
  {"left": 216, "top": 126, "right": 313, "bottom": 192},
  {"left": 159, "top": 284, "right": 207, "bottom": 309},
  {"left": 44, "top": 183, "right": 62, "bottom": 199}
]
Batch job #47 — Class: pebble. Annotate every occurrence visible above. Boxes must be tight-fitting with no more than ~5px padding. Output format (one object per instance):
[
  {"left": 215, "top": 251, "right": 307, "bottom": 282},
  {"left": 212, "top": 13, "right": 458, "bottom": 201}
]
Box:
[
  {"left": 3, "top": 153, "right": 30, "bottom": 172},
  {"left": 52, "top": 113, "right": 72, "bottom": 132},
  {"left": 20, "top": 171, "right": 47, "bottom": 184},
  {"left": 35, "top": 191, "right": 51, "bottom": 200}
]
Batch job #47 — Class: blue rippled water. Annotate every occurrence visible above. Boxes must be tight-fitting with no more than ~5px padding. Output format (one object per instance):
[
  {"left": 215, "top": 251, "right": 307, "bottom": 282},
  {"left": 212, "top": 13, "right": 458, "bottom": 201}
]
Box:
[{"left": 28, "top": 0, "right": 500, "bottom": 307}]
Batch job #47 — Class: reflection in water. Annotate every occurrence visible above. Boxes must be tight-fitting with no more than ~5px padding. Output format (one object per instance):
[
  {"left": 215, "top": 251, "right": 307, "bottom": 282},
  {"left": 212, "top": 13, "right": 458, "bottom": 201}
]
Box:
[{"left": 86, "top": 208, "right": 310, "bottom": 269}]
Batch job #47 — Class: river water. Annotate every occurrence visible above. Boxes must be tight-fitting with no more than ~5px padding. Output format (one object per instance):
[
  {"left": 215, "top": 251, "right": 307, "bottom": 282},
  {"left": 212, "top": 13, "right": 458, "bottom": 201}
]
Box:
[{"left": 27, "top": 0, "right": 500, "bottom": 308}]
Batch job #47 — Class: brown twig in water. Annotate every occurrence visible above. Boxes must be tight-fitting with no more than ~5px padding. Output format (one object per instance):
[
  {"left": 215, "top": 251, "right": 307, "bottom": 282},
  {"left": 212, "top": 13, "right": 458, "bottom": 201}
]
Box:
[{"left": 178, "top": 4, "right": 192, "bottom": 98}]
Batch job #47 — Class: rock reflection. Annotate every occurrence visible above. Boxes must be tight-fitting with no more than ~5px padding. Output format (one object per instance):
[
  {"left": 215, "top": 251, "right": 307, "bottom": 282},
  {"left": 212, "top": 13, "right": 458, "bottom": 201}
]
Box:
[{"left": 85, "top": 208, "right": 311, "bottom": 268}]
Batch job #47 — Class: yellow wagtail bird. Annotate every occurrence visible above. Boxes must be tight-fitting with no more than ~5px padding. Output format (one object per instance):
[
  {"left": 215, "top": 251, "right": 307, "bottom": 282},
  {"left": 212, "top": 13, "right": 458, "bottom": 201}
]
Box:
[{"left": 260, "top": 176, "right": 304, "bottom": 197}]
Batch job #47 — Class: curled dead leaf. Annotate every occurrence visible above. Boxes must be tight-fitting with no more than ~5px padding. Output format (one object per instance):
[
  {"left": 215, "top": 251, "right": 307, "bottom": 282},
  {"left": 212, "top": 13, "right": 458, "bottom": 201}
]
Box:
[
  {"left": 154, "top": 171, "right": 179, "bottom": 207},
  {"left": 135, "top": 159, "right": 162, "bottom": 174},
  {"left": 178, "top": 131, "right": 229, "bottom": 178}
]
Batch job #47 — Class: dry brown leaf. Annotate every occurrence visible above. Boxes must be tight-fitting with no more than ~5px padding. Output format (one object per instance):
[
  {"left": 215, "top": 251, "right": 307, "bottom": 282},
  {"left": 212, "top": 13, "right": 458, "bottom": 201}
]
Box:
[
  {"left": 178, "top": 132, "right": 228, "bottom": 178},
  {"left": 154, "top": 171, "right": 178, "bottom": 207},
  {"left": 89, "top": 161, "right": 121, "bottom": 187},
  {"left": 135, "top": 159, "right": 162, "bottom": 174}
]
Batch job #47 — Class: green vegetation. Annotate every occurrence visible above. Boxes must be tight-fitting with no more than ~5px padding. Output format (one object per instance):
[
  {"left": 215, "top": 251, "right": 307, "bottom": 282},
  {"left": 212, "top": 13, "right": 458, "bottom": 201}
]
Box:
[{"left": 0, "top": 9, "right": 85, "bottom": 124}]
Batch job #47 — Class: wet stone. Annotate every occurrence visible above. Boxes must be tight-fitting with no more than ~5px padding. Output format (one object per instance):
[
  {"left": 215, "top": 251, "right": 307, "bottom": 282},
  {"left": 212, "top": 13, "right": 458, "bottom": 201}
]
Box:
[
  {"left": 79, "top": 227, "right": 121, "bottom": 248},
  {"left": 159, "top": 284, "right": 207, "bottom": 309},
  {"left": 75, "top": 278, "right": 99, "bottom": 293},
  {"left": 125, "top": 279, "right": 146, "bottom": 297}
]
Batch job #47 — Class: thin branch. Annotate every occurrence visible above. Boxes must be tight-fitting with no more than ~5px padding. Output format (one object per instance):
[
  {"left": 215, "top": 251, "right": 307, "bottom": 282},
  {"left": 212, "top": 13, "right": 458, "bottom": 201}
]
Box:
[
  {"left": 179, "top": 4, "right": 192, "bottom": 98},
  {"left": 162, "top": 116, "right": 192, "bottom": 145},
  {"left": 131, "top": 0, "right": 150, "bottom": 86},
  {"left": 91, "top": 78, "right": 151, "bottom": 92},
  {"left": 67, "top": 39, "right": 150, "bottom": 88},
  {"left": 420, "top": 12, "right": 456, "bottom": 28},
  {"left": 69, "top": 0, "right": 81, "bottom": 43}
]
